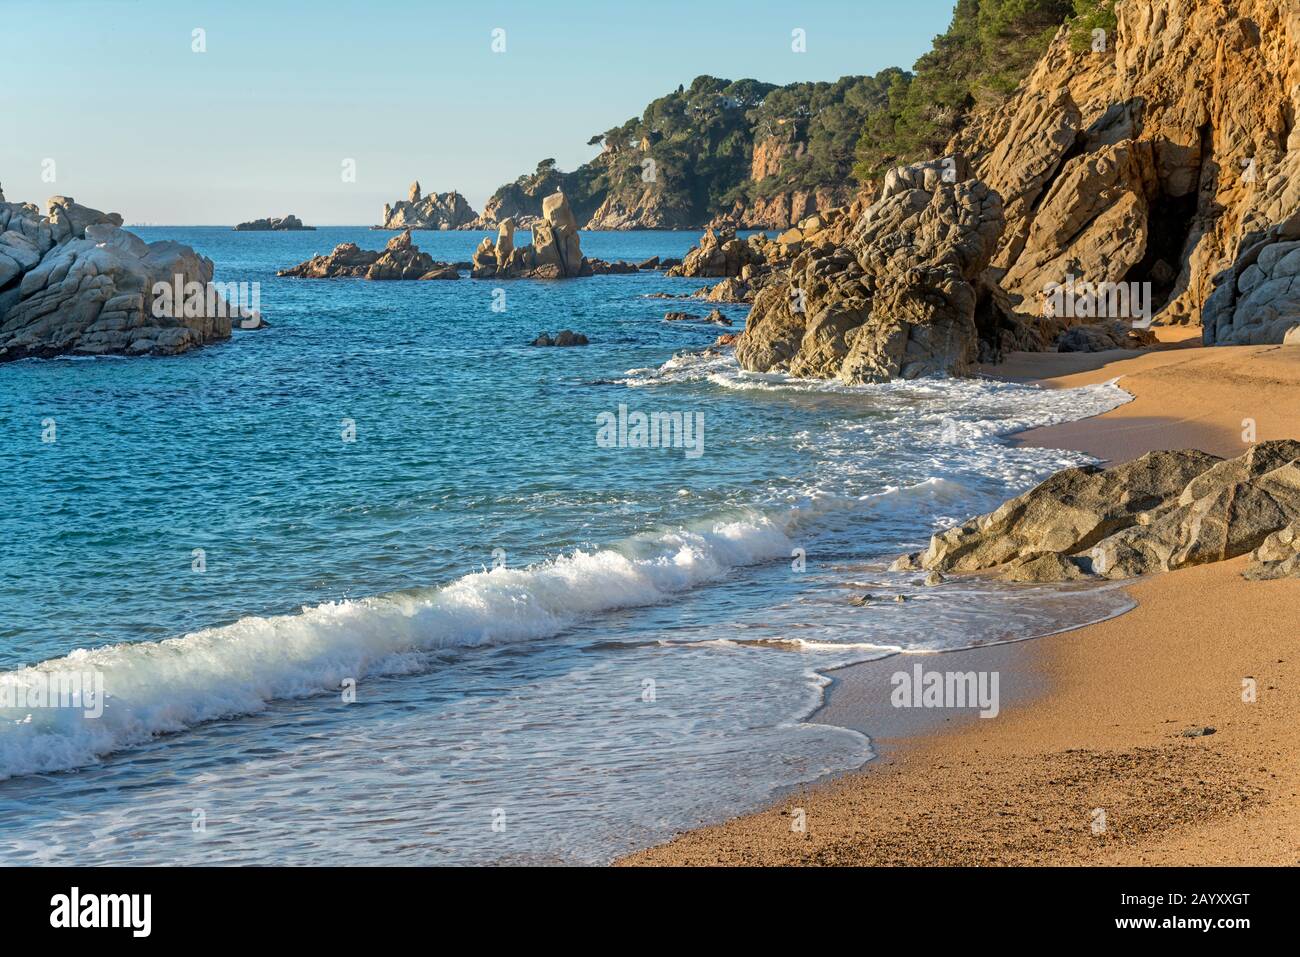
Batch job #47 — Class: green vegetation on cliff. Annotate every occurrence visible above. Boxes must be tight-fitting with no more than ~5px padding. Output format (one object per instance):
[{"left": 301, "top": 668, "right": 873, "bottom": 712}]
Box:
[
  {"left": 483, "top": 0, "right": 1106, "bottom": 227},
  {"left": 1068, "top": 0, "right": 1119, "bottom": 52},
  {"left": 851, "top": 0, "right": 1076, "bottom": 182},
  {"left": 482, "top": 74, "right": 899, "bottom": 228}
]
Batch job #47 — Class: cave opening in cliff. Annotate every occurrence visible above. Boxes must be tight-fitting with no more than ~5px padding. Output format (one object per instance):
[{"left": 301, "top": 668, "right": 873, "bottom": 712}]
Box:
[{"left": 1126, "top": 190, "right": 1199, "bottom": 314}]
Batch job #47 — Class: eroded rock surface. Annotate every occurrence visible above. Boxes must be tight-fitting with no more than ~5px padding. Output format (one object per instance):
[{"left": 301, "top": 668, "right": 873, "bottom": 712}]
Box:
[
  {"left": 1202, "top": 209, "right": 1300, "bottom": 344},
  {"left": 1, "top": 195, "right": 233, "bottom": 360},
  {"left": 471, "top": 192, "right": 588, "bottom": 279},
  {"left": 733, "top": 157, "right": 1005, "bottom": 383},
  {"left": 952, "top": 0, "right": 1300, "bottom": 336},
  {"left": 893, "top": 441, "right": 1300, "bottom": 583},
  {"left": 377, "top": 182, "right": 478, "bottom": 231}
]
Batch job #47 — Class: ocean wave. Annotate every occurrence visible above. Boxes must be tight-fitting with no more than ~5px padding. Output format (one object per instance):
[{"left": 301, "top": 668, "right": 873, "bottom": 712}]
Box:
[
  {"left": 621, "top": 351, "right": 1132, "bottom": 432},
  {"left": 0, "top": 352, "right": 1134, "bottom": 782},
  {"left": 0, "top": 508, "right": 810, "bottom": 779}
]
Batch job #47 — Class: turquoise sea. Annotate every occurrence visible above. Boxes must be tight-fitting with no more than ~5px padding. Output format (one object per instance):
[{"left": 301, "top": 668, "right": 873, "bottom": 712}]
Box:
[{"left": 0, "top": 227, "right": 1134, "bottom": 864}]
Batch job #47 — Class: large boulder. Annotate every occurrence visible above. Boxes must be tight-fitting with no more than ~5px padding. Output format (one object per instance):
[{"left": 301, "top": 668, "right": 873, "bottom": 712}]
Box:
[
  {"left": 735, "top": 157, "right": 1005, "bottom": 383},
  {"left": 1, "top": 195, "right": 234, "bottom": 361},
  {"left": 530, "top": 193, "right": 584, "bottom": 277},
  {"left": 893, "top": 441, "right": 1300, "bottom": 583}
]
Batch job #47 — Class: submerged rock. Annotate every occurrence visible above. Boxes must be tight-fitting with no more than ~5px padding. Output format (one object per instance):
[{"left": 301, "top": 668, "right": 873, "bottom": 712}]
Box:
[{"left": 530, "top": 330, "right": 588, "bottom": 347}]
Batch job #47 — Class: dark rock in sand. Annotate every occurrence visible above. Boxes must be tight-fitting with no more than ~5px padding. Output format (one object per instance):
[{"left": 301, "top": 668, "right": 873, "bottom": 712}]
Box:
[{"left": 1057, "top": 320, "right": 1157, "bottom": 352}]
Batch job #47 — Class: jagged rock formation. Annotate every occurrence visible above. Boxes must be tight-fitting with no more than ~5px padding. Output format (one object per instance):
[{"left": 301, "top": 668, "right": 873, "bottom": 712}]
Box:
[
  {"left": 893, "top": 441, "right": 1300, "bottom": 583},
  {"left": 471, "top": 193, "right": 587, "bottom": 278},
  {"left": 1, "top": 195, "right": 233, "bottom": 360},
  {"left": 377, "top": 182, "right": 478, "bottom": 230},
  {"left": 733, "top": 157, "right": 1006, "bottom": 383},
  {"left": 666, "top": 227, "right": 783, "bottom": 279},
  {"left": 234, "top": 214, "right": 314, "bottom": 231},
  {"left": 278, "top": 229, "right": 461, "bottom": 280},
  {"left": 951, "top": 0, "right": 1300, "bottom": 338}
]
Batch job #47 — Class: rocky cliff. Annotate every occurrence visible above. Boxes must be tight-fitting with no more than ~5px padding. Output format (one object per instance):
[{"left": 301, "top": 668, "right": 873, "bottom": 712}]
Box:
[
  {"left": 1, "top": 193, "right": 233, "bottom": 361},
  {"left": 950, "top": 0, "right": 1300, "bottom": 340},
  {"left": 476, "top": 73, "right": 897, "bottom": 232},
  {"left": 723, "top": 0, "right": 1300, "bottom": 382}
]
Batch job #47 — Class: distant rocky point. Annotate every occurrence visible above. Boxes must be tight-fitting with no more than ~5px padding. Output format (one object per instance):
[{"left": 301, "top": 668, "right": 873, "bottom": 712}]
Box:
[
  {"left": 234, "top": 214, "right": 314, "bottom": 231},
  {"left": 376, "top": 181, "right": 477, "bottom": 231},
  {"left": 1, "top": 191, "right": 237, "bottom": 361}
]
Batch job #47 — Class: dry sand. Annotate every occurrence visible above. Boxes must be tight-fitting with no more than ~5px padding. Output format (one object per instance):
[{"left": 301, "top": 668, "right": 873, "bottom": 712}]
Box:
[{"left": 618, "top": 334, "right": 1300, "bottom": 866}]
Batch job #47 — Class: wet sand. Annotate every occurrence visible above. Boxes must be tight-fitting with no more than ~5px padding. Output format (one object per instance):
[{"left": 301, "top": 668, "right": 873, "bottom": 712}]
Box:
[{"left": 618, "top": 335, "right": 1300, "bottom": 866}]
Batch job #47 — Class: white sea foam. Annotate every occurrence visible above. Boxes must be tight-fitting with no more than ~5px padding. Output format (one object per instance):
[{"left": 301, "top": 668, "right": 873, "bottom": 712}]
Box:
[
  {"left": 0, "top": 508, "right": 815, "bottom": 779},
  {"left": 0, "top": 357, "right": 1134, "bottom": 782}
]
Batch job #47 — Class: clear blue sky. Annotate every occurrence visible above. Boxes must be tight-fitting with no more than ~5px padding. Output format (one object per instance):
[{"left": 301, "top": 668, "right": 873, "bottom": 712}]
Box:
[{"left": 1, "top": 0, "right": 957, "bottom": 224}]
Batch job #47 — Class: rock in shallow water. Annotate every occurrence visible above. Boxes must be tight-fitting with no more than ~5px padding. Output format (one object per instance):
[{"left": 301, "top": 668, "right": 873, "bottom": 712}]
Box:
[
  {"left": 734, "top": 156, "right": 1005, "bottom": 384},
  {"left": 1, "top": 196, "right": 232, "bottom": 361},
  {"left": 279, "top": 229, "right": 461, "bottom": 280}
]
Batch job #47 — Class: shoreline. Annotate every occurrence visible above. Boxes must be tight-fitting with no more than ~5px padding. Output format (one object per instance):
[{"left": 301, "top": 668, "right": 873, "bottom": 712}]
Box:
[{"left": 618, "top": 334, "right": 1300, "bottom": 866}]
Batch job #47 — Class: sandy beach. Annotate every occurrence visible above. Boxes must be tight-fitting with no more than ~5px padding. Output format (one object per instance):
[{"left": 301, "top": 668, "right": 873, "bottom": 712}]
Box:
[{"left": 619, "top": 333, "right": 1300, "bottom": 866}]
